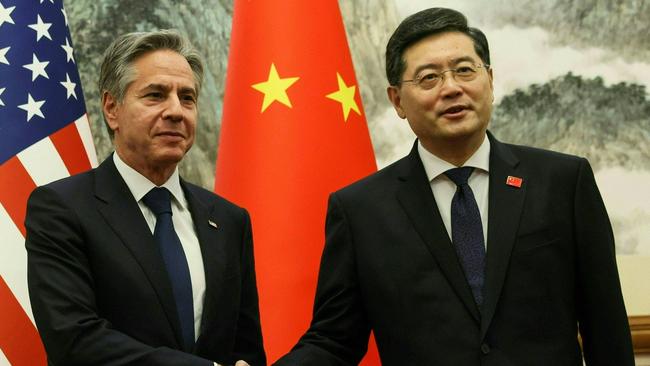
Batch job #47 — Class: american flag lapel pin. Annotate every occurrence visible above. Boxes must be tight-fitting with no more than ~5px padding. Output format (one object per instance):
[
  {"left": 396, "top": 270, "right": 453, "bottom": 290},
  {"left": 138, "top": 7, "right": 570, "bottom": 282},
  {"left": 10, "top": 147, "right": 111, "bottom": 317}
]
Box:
[
  {"left": 208, "top": 219, "right": 218, "bottom": 229},
  {"left": 506, "top": 175, "right": 523, "bottom": 188}
]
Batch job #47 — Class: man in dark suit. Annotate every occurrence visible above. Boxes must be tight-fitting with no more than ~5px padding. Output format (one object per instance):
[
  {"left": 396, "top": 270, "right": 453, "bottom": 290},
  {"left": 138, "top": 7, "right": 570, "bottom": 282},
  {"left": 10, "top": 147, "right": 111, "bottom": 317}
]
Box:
[
  {"left": 25, "top": 30, "right": 265, "bottom": 366},
  {"left": 275, "top": 8, "right": 634, "bottom": 366}
]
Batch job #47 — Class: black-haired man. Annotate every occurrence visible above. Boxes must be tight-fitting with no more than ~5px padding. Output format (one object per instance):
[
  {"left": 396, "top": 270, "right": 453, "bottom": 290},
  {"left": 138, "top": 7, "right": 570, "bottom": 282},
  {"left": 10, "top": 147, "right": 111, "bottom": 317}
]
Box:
[{"left": 275, "top": 8, "right": 633, "bottom": 366}]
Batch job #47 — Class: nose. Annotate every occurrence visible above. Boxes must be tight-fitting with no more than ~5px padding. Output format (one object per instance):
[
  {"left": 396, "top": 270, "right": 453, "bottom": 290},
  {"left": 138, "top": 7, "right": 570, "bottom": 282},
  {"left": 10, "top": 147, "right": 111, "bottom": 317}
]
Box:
[
  {"left": 162, "top": 95, "right": 184, "bottom": 122},
  {"left": 438, "top": 70, "right": 463, "bottom": 98}
]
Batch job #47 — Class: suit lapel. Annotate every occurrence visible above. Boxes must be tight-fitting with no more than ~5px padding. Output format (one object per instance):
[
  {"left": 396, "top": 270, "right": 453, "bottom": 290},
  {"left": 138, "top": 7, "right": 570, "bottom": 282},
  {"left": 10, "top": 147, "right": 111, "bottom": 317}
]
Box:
[
  {"left": 480, "top": 133, "right": 527, "bottom": 338},
  {"left": 93, "top": 156, "right": 184, "bottom": 348},
  {"left": 396, "top": 143, "right": 481, "bottom": 322},
  {"left": 181, "top": 182, "right": 229, "bottom": 346}
]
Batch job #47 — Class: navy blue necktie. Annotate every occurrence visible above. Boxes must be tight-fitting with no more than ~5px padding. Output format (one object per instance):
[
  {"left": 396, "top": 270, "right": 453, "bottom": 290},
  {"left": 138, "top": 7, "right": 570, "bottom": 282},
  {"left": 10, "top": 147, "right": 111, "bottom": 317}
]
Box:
[
  {"left": 445, "top": 167, "right": 486, "bottom": 307},
  {"left": 142, "top": 187, "right": 195, "bottom": 351}
]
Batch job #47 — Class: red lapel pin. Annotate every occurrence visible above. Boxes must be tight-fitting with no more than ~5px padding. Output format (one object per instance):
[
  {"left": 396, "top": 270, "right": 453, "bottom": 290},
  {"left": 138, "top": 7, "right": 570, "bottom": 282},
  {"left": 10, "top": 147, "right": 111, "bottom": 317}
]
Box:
[{"left": 506, "top": 175, "right": 523, "bottom": 188}]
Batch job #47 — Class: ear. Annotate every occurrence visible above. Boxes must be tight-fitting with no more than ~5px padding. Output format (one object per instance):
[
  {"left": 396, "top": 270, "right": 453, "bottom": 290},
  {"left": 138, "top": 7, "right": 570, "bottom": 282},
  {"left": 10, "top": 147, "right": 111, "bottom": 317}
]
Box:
[
  {"left": 387, "top": 86, "right": 407, "bottom": 119},
  {"left": 102, "top": 92, "right": 120, "bottom": 132},
  {"left": 487, "top": 68, "right": 495, "bottom": 102}
]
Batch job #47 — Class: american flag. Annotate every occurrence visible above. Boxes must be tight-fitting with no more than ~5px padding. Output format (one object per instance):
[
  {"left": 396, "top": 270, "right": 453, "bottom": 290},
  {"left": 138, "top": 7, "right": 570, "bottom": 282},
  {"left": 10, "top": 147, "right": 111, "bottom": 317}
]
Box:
[{"left": 0, "top": 0, "right": 97, "bottom": 364}]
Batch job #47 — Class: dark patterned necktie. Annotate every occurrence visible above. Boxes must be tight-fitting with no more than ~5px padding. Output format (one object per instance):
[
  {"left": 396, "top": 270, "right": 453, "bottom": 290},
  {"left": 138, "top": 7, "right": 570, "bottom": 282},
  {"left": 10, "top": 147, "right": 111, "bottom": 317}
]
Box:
[
  {"left": 142, "top": 187, "right": 195, "bottom": 351},
  {"left": 444, "top": 167, "right": 486, "bottom": 307}
]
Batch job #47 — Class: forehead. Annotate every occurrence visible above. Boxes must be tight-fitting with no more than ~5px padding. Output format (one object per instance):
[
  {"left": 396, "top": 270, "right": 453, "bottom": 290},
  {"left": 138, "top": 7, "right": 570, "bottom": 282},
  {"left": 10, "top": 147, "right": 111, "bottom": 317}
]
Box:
[
  {"left": 129, "top": 49, "right": 195, "bottom": 88},
  {"left": 402, "top": 31, "right": 479, "bottom": 70}
]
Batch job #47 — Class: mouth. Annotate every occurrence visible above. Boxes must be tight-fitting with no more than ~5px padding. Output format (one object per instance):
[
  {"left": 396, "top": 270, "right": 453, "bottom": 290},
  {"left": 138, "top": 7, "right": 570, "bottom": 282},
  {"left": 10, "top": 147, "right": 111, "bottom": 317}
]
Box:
[
  {"left": 440, "top": 104, "right": 470, "bottom": 119},
  {"left": 442, "top": 104, "right": 468, "bottom": 114},
  {"left": 156, "top": 131, "right": 185, "bottom": 140}
]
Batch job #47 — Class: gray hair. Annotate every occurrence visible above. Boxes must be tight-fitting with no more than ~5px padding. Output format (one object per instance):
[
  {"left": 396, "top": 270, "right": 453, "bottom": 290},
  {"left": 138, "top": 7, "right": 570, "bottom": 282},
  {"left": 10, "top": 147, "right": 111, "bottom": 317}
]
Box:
[{"left": 98, "top": 29, "right": 205, "bottom": 137}]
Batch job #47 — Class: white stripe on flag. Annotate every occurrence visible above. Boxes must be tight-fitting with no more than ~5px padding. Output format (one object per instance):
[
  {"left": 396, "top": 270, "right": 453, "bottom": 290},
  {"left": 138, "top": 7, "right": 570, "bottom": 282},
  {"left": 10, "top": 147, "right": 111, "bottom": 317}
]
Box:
[
  {"left": 75, "top": 114, "right": 98, "bottom": 168},
  {"left": 0, "top": 347, "right": 10, "bottom": 366},
  {"left": 0, "top": 203, "right": 34, "bottom": 323},
  {"left": 18, "top": 137, "right": 70, "bottom": 186}
]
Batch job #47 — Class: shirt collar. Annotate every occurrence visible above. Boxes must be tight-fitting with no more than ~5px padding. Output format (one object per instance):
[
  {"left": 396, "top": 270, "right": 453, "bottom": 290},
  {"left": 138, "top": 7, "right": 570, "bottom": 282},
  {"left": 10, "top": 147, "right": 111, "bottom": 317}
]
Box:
[
  {"left": 113, "top": 152, "right": 187, "bottom": 208},
  {"left": 418, "top": 134, "right": 491, "bottom": 182}
]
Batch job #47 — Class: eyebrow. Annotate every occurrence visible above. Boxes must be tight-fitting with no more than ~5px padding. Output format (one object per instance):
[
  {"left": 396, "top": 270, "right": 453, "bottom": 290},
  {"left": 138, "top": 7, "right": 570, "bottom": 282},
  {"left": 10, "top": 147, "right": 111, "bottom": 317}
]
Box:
[
  {"left": 141, "top": 83, "right": 197, "bottom": 98},
  {"left": 179, "top": 86, "right": 197, "bottom": 98},
  {"left": 410, "top": 56, "right": 478, "bottom": 78}
]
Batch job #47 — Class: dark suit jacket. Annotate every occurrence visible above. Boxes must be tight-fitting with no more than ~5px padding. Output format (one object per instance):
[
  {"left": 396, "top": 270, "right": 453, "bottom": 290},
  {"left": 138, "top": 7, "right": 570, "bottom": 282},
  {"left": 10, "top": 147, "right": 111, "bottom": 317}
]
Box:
[
  {"left": 25, "top": 156, "right": 266, "bottom": 366},
  {"left": 275, "top": 133, "right": 633, "bottom": 366}
]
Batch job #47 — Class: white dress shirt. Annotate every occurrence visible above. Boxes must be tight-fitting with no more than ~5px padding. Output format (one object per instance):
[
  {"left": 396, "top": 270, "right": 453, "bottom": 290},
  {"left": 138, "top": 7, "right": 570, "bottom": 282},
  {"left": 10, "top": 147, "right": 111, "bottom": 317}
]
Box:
[
  {"left": 418, "top": 135, "right": 490, "bottom": 247},
  {"left": 113, "top": 153, "right": 206, "bottom": 340}
]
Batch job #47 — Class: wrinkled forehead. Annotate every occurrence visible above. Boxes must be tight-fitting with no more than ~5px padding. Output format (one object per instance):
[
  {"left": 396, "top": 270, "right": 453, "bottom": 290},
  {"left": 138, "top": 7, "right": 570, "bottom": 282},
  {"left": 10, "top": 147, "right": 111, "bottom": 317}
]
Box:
[{"left": 128, "top": 50, "right": 197, "bottom": 89}]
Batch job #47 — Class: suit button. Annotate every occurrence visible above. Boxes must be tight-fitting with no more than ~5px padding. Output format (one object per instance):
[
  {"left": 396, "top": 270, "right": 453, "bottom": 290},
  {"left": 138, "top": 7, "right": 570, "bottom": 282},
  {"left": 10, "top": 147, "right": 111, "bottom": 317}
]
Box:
[{"left": 481, "top": 343, "right": 491, "bottom": 354}]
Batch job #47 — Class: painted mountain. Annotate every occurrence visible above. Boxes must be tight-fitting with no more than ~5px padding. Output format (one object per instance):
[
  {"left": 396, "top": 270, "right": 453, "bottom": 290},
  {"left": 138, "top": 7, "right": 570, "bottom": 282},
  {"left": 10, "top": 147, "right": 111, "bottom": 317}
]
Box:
[{"left": 65, "top": 0, "right": 649, "bottom": 254}]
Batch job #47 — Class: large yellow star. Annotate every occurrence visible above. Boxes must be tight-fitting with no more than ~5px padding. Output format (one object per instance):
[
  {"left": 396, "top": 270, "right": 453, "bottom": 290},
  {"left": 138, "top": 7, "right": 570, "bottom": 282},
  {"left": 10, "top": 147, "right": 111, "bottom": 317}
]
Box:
[
  {"left": 326, "top": 72, "right": 361, "bottom": 121},
  {"left": 251, "top": 63, "right": 300, "bottom": 113}
]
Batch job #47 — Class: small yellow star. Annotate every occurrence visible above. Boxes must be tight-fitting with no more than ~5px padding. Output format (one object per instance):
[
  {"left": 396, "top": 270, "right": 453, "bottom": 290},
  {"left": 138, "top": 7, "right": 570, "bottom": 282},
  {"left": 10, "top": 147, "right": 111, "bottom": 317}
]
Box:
[
  {"left": 251, "top": 63, "right": 300, "bottom": 113},
  {"left": 326, "top": 72, "right": 361, "bottom": 121}
]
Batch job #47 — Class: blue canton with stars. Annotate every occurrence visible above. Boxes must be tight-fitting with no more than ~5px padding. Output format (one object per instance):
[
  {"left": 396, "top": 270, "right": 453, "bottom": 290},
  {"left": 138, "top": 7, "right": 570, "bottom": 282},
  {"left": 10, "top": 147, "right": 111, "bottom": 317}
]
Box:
[{"left": 0, "top": 0, "right": 86, "bottom": 165}]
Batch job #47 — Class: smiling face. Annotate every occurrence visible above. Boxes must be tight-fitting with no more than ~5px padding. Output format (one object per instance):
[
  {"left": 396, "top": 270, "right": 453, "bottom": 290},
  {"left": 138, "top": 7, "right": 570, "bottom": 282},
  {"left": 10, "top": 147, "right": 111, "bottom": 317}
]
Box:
[
  {"left": 103, "top": 49, "right": 198, "bottom": 183},
  {"left": 387, "top": 31, "right": 494, "bottom": 162}
]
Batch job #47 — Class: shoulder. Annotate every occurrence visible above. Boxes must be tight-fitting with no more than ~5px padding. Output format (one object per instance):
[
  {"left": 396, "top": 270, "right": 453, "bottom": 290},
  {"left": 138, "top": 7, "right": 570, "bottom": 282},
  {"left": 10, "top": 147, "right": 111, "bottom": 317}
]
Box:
[
  {"left": 30, "top": 168, "right": 96, "bottom": 202},
  {"left": 25, "top": 168, "right": 99, "bottom": 234},
  {"left": 333, "top": 154, "right": 410, "bottom": 203},
  {"left": 493, "top": 136, "right": 590, "bottom": 176},
  {"left": 494, "top": 139, "right": 596, "bottom": 192},
  {"left": 505, "top": 141, "right": 586, "bottom": 165},
  {"left": 182, "top": 180, "right": 249, "bottom": 217},
  {"left": 31, "top": 155, "right": 120, "bottom": 202}
]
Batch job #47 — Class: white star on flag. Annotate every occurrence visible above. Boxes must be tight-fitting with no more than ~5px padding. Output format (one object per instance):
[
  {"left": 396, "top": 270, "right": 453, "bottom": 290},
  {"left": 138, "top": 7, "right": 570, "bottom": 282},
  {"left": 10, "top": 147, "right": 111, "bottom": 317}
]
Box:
[
  {"left": 23, "top": 54, "right": 50, "bottom": 81},
  {"left": 61, "top": 38, "right": 75, "bottom": 63},
  {"left": 18, "top": 93, "right": 46, "bottom": 122},
  {"left": 28, "top": 14, "right": 53, "bottom": 41},
  {"left": 60, "top": 73, "right": 77, "bottom": 99},
  {"left": 0, "top": 2, "right": 97, "bottom": 364},
  {"left": 0, "top": 46, "right": 9, "bottom": 65},
  {"left": 0, "top": 3, "right": 15, "bottom": 28}
]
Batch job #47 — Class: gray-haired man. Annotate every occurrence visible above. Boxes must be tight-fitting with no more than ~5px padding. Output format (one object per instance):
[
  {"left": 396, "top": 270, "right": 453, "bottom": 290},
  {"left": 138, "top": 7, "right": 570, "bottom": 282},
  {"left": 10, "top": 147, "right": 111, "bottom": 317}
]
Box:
[{"left": 26, "top": 30, "right": 265, "bottom": 366}]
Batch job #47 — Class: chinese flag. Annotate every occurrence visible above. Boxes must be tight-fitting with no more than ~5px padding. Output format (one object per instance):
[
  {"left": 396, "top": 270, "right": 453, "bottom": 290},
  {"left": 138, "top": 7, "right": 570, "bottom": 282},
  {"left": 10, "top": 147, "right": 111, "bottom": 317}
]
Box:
[{"left": 215, "top": 1, "right": 380, "bottom": 364}]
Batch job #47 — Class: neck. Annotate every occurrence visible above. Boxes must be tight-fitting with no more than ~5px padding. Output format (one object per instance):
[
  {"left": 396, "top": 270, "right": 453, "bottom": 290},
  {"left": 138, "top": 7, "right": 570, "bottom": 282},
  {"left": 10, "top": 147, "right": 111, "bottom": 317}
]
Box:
[
  {"left": 141, "top": 168, "right": 175, "bottom": 186},
  {"left": 115, "top": 150, "right": 176, "bottom": 186},
  {"left": 421, "top": 133, "right": 485, "bottom": 167}
]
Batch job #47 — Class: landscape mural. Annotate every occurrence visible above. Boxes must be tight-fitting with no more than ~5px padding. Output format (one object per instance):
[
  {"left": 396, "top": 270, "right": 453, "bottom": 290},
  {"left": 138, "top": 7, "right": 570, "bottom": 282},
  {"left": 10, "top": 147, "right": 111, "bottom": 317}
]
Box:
[{"left": 65, "top": 0, "right": 648, "bottom": 271}]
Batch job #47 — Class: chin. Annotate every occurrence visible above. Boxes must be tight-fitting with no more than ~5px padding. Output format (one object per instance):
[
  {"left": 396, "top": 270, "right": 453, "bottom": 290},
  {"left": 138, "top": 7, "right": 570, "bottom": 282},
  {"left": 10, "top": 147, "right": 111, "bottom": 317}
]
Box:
[
  {"left": 445, "top": 121, "right": 484, "bottom": 138},
  {"left": 438, "top": 128, "right": 476, "bottom": 140},
  {"left": 155, "top": 150, "right": 186, "bottom": 165}
]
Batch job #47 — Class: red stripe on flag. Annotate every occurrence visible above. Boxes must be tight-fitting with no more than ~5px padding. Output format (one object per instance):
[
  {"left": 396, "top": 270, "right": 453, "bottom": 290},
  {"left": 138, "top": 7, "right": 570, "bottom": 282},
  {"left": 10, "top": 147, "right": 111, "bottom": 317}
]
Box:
[
  {"left": 0, "top": 157, "right": 37, "bottom": 236},
  {"left": 0, "top": 277, "right": 47, "bottom": 366},
  {"left": 50, "top": 121, "right": 92, "bottom": 175}
]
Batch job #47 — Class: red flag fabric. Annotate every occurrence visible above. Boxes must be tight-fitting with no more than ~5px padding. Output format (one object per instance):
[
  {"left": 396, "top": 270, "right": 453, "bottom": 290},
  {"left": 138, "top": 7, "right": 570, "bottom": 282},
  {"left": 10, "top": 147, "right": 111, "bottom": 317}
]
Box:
[
  {"left": 0, "top": 1, "right": 97, "bottom": 364},
  {"left": 215, "top": 1, "right": 380, "bottom": 363}
]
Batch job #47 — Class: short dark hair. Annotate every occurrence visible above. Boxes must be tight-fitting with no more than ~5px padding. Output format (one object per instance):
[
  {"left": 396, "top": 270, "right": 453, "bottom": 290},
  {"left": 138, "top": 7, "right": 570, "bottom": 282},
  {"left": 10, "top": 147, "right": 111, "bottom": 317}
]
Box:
[{"left": 385, "top": 8, "right": 490, "bottom": 86}]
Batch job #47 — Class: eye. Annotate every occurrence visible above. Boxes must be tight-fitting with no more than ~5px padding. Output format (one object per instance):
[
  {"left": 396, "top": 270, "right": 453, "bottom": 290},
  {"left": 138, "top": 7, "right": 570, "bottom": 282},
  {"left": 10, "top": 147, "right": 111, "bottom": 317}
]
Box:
[
  {"left": 419, "top": 72, "right": 439, "bottom": 81},
  {"left": 181, "top": 94, "right": 197, "bottom": 104},
  {"left": 455, "top": 66, "right": 476, "bottom": 75},
  {"left": 145, "top": 92, "right": 164, "bottom": 99}
]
